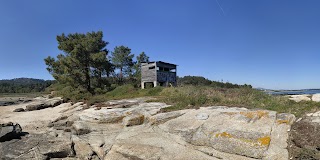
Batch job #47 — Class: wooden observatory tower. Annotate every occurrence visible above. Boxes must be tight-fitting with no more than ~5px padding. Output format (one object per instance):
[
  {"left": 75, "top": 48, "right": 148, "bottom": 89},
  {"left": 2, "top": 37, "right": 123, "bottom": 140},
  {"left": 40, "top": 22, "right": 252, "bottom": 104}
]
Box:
[{"left": 141, "top": 61, "right": 177, "bottom": 89}]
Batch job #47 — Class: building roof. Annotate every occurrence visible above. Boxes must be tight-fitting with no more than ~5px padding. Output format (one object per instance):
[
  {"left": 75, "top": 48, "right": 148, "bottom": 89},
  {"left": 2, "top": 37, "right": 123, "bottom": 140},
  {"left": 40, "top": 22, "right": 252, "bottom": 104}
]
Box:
[{"left": 141, "top": 61, "right": 178, "bottom": 66}]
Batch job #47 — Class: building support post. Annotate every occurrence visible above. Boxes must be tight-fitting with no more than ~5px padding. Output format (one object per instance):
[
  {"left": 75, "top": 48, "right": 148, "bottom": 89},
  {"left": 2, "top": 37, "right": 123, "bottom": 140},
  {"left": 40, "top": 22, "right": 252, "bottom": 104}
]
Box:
[
  {"left": 141, "top": 82, "right": 145, "bottom": 89},
  {"left": 153, "top": 81, "right": 157, "bottom": 87}
]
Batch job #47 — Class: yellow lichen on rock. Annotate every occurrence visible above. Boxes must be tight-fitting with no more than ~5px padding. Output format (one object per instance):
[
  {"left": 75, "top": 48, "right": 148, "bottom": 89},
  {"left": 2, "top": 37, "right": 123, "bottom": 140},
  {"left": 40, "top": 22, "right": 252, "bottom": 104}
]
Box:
[
  {"left": 277, "top": 119, "right": 289, "bottom": 125},
  {"left": 258, "top": 136, "right": 271, "bottom": 146},
  {"left": 215, "top": 132, "right": 232, "bottom": 138},
  {"left": 224, "top": 112, "right": 237, "bottom": 116},
  {"left": 240, "top": 112, "right": 255, "bottom": 119},
  {"left": 256, "top": 110, "right": 269, "bottom": 118},
  {"left": 240, "top": 110, "right": 269, "bottom": 119}
]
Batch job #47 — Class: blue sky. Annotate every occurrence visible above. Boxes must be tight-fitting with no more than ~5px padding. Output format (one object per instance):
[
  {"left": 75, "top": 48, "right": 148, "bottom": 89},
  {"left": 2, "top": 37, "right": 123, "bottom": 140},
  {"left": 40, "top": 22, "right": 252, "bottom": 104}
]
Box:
[{"left": 0, "top": 0, "right": 320, "bottom": 89}]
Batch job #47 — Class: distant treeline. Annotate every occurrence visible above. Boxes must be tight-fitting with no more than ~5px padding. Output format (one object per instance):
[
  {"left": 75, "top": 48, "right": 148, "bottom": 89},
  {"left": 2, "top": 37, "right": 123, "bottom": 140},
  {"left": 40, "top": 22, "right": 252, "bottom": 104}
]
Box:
[
  {"left": 0, "top": 78, "right": 54, "bottom": 93},
  {"left": 177, "top": 76, "right": 252, "bottom": 88}
]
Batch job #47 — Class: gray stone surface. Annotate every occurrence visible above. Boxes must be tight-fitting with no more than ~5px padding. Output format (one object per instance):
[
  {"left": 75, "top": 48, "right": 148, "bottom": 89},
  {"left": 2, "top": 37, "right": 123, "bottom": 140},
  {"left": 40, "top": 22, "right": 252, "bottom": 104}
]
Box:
[
  {"left": 288, "top": 94, "right": 311, "bottom": 102},
  {"left": 195, "top": 112, "right": 209, "bottom": 120},
  {"left": 122, "top": 113, "right": 144, "bottom": 126},
  {"left": 0, "top": 122, "right": 22, "bottom": 142},
  {"left": 25, "top": 97, "right": 64, "bottom": 111},
  {"left": 13, "top": 108, "right": 25, "bottom": 112},
  {"left": 312, "top": 93, "right": 320, "bottom": 102},
  {"left": 0, "top": 98, "right": 296, "bottom": 159}
]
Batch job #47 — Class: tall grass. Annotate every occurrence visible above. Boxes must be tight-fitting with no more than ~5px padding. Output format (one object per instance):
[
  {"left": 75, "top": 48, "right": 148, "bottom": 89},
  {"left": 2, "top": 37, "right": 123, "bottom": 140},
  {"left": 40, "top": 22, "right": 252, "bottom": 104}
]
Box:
[
  {"left": 156, "top": 86, "right": 320, "bottom": 117},
  {"left": 52, "top": 84, "right": 319, "bottom": 117}
]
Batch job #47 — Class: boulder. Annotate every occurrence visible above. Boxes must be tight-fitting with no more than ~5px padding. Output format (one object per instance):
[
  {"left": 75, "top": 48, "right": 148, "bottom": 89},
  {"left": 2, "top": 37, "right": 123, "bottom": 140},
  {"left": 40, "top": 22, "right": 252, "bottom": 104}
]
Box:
[
  {"left": 72, "top": 135, "right": 94, "bottom": 159},
  {"left": 0, "top": 133, "right": 74, "bottom": 159},
  {"left": 0, "top": 123, "right": 22, "bottom": 142},
  {"left": 312, "top": 94, "right": 320, "bottom": 102},
  {"left": 263, "top": 113, "right": 295, "bottom": 160},
  {"left": 288, "top": 95, "right": 311, "bottom": 102},
  {"left": 43, "top": 97, "right": 63, "bottom": 107},
  {"left": 25, "top": 97, "right": 64, "bottom": 111},
  {"left": 122, "top": 113, "right": 144, "bottom": 126},
  {"left": 159, "top": 107, "right": 278, "bottom": 159},
  {"left": 72, "top": 121, "right": 91, "bottom": 135},
  {"left": 13, "top": 108, "right": 25, "bottom": 112},
  {"left": 25, "top": 102, "right": 45, "bottom": 111}
]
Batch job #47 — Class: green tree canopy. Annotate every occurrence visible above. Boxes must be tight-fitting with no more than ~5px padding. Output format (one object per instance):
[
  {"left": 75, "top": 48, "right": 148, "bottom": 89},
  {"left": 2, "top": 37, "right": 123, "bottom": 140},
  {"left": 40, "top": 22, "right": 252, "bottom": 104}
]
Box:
[
  {"left": 44, "top": 31, "right": 112, "bottom": 93},
  {"left": 136, "top": 52, "right": 149, "bottom": 64},
  {"left": 134, "top": 52, "right": 149, "bottom": 81},
  {"left": 110, "top": 46, "right": 134, "bottom": 80}
]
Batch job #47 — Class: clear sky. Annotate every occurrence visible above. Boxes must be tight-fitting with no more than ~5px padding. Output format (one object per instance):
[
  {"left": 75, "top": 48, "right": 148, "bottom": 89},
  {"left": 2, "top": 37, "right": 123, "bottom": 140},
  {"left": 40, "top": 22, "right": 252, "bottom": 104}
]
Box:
[{"left": 0, "top": 0, "right": 319, "bottom": 90}]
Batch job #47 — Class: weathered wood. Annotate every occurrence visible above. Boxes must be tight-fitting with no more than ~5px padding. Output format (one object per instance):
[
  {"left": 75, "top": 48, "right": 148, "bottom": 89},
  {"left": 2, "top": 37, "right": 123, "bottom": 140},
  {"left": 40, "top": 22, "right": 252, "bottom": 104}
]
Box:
[
  {"left": 141, "top": 61, "right": 177, "bottom": 88},
  {"left": 141, "top": 62, "right": 157, "bottom": 82}
]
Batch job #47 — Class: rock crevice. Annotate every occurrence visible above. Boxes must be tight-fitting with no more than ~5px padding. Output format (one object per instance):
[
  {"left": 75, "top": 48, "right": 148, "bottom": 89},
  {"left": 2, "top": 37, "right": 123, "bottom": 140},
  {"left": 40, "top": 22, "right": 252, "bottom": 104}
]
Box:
[{"left": 0, "top": 98, "right": 296, "bottom": 160}]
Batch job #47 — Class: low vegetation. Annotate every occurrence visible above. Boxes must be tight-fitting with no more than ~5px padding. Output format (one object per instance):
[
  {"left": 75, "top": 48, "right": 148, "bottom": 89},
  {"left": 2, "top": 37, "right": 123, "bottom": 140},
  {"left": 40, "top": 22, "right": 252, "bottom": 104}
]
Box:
[
  {"left": 41, "top": 31, "right": 319, "bottom": 118},
  {"left": 48, "top": 82, "right": 320, "bottom": 117}
]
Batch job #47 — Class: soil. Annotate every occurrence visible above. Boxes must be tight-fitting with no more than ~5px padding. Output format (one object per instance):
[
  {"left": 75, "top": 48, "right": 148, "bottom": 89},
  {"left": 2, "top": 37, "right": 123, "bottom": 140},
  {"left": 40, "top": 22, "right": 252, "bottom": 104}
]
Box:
[
  {"left": 0, "top": 99, "right": 67, "bottom": 133},
  {"left": 289, "top": 119, "right": 320, "bottom": 160}
]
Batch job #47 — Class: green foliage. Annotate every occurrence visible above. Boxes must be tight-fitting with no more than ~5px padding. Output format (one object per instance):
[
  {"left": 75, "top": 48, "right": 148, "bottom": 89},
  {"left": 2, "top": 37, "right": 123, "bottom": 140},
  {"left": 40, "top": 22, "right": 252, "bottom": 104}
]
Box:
[
  {"left": 178, "top": 76, "right": 252, "bottom": 88},
  {"left": 133, "top": 52, "right": 150, "bottom": 87},
  {"left": 0, "top": 78, "right": 53, "bottom": 93},
  {"left": 111, "top": 46, "right": 134, "bottom": 80},
  {"left": 47, "top": 82, "right": 92, "bottom": 102},
  {"left": 39, "top": 31, "right": 318, "bottom": 118},
  {"left": 44, "top": 31, "right": 113, "bottom": 94},
  {"left": 143, "top": 86, "right": 318, "bottom": 117},
  {"left": 105, "top": 84, "right": 137, "bottom": 98}
]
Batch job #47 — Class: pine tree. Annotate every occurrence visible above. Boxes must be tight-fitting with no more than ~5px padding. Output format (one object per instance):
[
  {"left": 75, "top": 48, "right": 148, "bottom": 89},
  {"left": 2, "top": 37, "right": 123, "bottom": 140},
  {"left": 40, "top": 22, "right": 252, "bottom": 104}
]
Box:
[{"left": 44, "top": 31, "right": 112, "bottom": 93}]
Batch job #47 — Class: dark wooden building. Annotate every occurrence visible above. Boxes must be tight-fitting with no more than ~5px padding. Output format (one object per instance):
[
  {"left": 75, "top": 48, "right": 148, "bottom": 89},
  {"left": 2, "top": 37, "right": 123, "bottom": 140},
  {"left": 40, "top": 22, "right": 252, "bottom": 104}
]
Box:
[{"left": 141, "top": 61, "right": 177, "bottom": 89}]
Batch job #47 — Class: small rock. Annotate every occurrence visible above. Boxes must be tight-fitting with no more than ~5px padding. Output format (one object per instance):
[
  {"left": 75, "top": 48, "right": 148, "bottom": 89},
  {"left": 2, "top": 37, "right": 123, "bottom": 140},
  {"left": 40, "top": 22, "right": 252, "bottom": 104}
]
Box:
[
  {"left": 72, "top": 121, "right": 91, "bottom": 135},
  {"left": 195, "top": 113, "right": 209, "bottom": 120},
  {"left": 306, "top": 113, "right": 314, "bottom": 117},
  {"left": 296, "top": 118, "right": 302, "bottom": 122},
  {"left": 48, "top": 131, "right": 58, "bottom": 137},
  {"left": 13, "top": 108, "right": 25, "bottom": 112}
]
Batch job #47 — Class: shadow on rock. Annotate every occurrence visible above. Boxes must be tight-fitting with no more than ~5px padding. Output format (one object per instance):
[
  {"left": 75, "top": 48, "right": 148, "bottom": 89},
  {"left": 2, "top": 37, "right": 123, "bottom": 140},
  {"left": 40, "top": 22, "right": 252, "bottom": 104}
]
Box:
[{"left": 0, "top": 123, "right": 28, "bottom": 142}]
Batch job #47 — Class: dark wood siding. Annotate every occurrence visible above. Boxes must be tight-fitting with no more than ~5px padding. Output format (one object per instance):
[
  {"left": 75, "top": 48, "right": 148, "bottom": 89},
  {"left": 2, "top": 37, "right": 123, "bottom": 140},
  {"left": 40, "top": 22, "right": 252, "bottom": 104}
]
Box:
[{"left": 156, "top": 71, "right": 176, "bottom": 83}]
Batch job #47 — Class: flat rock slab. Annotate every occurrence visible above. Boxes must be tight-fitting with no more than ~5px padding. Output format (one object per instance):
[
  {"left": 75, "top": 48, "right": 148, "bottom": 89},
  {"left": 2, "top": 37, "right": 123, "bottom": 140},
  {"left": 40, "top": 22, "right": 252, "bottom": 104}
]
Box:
[
  {"left": 0, "top": 98, "right": 296, "bottom": 159},
  {"left": 159, "top": 106, "right": 290, "bottom": 159},
  {"left": 0, "top": 132, "right": 74, "bottom": 159},
  {"left": 288, "top": 95, "right": 311, "bottom": 102}
]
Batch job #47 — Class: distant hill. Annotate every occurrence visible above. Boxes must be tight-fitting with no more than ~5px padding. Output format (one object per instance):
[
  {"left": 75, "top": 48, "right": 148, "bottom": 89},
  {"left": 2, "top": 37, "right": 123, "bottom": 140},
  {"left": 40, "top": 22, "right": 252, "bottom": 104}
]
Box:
[
  {"left": 177, "top": 76, "right": 252, "bottom": 88},
  {"left": 0, "top": 78, "right": 54, "bottom": 93}
]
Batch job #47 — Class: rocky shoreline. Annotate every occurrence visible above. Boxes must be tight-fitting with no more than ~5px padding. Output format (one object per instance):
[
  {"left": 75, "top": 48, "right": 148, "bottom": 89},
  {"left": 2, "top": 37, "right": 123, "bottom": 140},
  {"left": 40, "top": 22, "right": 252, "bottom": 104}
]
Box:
[
  {"left": 287, "top": 93, "right": 320, "bottom": 102},
  {"left": 0, "top": 96, "right": 319, "bottom": 159}
]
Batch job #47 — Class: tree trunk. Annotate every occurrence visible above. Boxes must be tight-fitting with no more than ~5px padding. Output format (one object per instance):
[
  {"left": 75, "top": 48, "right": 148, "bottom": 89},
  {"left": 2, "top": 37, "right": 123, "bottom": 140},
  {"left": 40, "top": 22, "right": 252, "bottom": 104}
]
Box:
[
  {"left": 98, "top": 68, "right": 102, "bottom": 88},
  {"left": 120, "top": 67, "right": 123, "bottom": 78},
  {"left": 85, "top": 66, "right": 91, "bottom": 93}
]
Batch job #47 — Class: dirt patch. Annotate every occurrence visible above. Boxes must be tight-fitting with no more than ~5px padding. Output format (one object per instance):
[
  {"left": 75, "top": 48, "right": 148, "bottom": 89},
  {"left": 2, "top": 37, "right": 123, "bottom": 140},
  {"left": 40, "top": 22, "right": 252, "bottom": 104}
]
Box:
[{"left": 289, "top": 119, "right": 320, "bottom": 159}]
